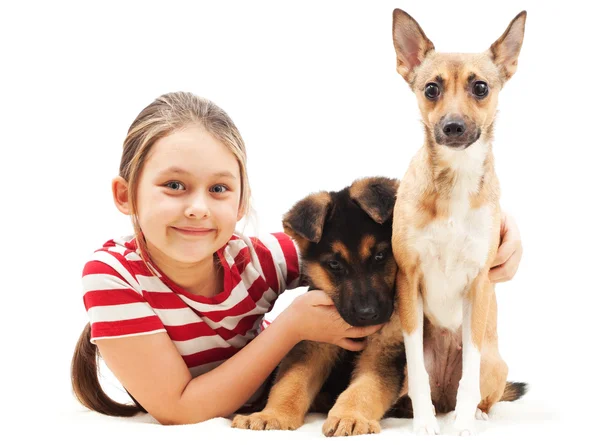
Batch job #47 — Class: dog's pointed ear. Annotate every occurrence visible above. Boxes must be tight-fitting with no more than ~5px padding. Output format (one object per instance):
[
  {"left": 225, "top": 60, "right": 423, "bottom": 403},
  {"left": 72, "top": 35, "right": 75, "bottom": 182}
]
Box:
[
  {"left": 282, "top": 191, "right": 332, "bottom": 245},
  {"left": 392, "top": 9, "right": 435, "bottom": 84},
  {"left": 488, "top": 11, "right": 527, "bottom": 83},
  {"left": 349, "top": 177, "right": 399, "bottom": 224}
]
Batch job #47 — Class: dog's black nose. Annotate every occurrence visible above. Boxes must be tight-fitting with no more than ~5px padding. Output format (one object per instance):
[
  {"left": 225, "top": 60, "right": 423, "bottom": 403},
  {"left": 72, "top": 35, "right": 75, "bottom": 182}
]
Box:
[
  {"left": 443, "top": 120, "right": 466, "bottom": 136},
  {"left": 356, "top": 306, "right": 378, "bottom": 322}
]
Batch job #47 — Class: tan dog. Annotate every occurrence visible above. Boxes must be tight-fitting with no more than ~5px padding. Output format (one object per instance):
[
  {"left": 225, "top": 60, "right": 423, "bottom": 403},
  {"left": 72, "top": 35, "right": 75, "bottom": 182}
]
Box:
[{"left": 390, "top": 9, "right": 527, "bottom": 435}]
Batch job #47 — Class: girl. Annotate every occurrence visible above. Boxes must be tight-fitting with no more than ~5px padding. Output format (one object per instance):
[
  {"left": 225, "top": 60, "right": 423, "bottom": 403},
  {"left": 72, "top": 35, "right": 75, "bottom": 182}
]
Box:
[{"left": 71, "top": 91, "right": 523, "bottom": 426}]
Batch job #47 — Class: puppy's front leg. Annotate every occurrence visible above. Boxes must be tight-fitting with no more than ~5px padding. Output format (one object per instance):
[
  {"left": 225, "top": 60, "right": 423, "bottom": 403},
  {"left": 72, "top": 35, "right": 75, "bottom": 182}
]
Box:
[
  {"left": 232, "top": 342, "right": 340, "bottom": 431},
  {"left": 399, "top": 271, "right": 439, "bottom": 435},
  {"left": 322, "top": 319, "right": 405, "bottom": 437},
  {"left": 453, "top": 274, "right": 491, "bottom": 436}
]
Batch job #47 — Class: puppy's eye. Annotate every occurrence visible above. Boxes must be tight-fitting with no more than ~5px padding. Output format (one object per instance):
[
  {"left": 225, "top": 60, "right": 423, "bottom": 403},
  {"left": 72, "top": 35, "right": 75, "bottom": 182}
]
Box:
[
  {"left": 327, "top": 260, "right": 343, "bottom": 271},
  {"left": 473, "top": 81, "right": 489, "bottom": 98},
  {"left": 425, "top": 83, "right": 440, "bottom": 100},
  {"left": 374, "top": 252, "right": 386, "bottom": 263}
]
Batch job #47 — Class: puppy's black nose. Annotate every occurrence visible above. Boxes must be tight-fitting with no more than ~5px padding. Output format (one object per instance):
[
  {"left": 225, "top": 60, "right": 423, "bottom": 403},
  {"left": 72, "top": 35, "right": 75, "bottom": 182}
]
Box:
[
  {"left": 443, "top": 120, "right": 466, "bottom": 136},
  {"left": 356, "top": 306, "right": 378, "bottom": 322}
]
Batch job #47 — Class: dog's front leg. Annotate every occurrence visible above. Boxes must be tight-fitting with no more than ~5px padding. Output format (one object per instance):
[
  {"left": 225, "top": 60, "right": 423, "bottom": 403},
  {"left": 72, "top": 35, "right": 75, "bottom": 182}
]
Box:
[
  {"left": 231, "top": 341, "right": 340, "bottom": 431},
  {"left": 452, "top": 273, "right": 492, "bottom": 436},
  {"left": 399, "top": 270, "right": 439, "bottom": 435},
  {"left": 322, "top": 319, "right": 405, "bottom": 437}
]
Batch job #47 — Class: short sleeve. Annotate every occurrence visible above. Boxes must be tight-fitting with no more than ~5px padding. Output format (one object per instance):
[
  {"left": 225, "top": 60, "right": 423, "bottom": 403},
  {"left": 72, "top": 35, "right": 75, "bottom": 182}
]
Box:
[
  {"left": 250, "top": 232, "right": 301, "bottom": 295},
  {"left": 82, "top": 251, "right": 166, "bottom": 344}
]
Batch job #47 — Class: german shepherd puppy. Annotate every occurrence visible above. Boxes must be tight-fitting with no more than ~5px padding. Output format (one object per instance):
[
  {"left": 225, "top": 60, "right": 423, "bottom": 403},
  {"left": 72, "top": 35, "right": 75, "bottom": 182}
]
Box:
[{"left": 231, "top": 176, "right": 410, "bottom": 434}]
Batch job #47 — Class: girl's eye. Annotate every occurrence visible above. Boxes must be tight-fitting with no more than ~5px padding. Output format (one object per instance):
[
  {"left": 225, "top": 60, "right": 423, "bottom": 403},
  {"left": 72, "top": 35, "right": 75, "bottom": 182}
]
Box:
[
  {"left": 210, "top": 184, "right": 229, "bottom": 194},
  {"left": 165, "top": 181, "right": 185, "bottom": 191}
]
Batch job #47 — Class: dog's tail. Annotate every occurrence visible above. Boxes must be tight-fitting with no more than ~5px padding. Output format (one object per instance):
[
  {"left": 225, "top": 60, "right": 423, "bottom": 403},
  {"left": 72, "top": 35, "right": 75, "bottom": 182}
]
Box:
[
  {"left": 71, "top": 323, "right": 144, "bottom": 417},
  {"left": 500, "top": 381, "right": 528, "bottom": 402}
]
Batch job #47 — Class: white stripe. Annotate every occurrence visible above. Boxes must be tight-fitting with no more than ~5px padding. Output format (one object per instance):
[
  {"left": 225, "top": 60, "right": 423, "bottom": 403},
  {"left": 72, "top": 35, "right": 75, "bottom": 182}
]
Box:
[
  {"left": 82, "top": 273, "right": 132, "bottom": 292},
  {"left": 125, "top": 251, "right": 142, "bottom": 261},
  {"left": 88, "top": 302, "right": 156, "bottom": 323},
  {"left": 89, "top": 250, "right": 142, "bottom": 293},
  {"left": 172, "top": 332, "right": 251, "bottom": 356},
  {"left": 90, "top": 329, "right": 166, "bottom": 344},
  {"left": 136, "top": 274, "right": 172, "bottom": 293},
  {"left": 153, "top": 307, "right": 201, "bottom": 326},
  {"left": 223, "top": 238, "right": 248, "bottom": 267},
  {"left": 235, "top": 232, "right": 265, "bottom": 280},
  {"left": 107, "top": 244, "right": 129, "bottom": 257}
]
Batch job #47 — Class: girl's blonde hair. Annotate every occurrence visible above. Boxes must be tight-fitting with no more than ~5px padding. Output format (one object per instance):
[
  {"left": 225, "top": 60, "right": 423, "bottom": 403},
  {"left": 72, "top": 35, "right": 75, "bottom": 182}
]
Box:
[{"left": 119, "top": 91, "right": 251, "bottom": 261}]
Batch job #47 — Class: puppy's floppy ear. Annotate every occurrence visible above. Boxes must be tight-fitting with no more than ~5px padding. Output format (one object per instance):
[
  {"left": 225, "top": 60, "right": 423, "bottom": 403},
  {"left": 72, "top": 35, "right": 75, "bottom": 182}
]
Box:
[
  {"left": 282, "top": 191, "right": 332, "bottom": 245},
  {"left": 349, "top": 176, "right": 400, "bottom": 224},
  {"left": 488, "top": 11, "right": 527, "bottom": 83},
  {"left": 392, "top": 8, "right": 435, "bottom": 84}
]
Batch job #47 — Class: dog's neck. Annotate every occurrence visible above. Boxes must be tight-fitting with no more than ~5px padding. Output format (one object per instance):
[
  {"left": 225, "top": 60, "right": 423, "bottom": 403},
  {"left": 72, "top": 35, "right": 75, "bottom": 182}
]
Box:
[{"left": 418, "top": 130, "right": 499, "bottom": 214}]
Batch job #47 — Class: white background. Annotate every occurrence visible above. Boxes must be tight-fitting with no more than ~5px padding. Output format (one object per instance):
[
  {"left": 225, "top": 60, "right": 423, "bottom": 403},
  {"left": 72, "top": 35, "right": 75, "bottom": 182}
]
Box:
[{"left": 2, "top": 0, "right": 599, "bottom": 441}]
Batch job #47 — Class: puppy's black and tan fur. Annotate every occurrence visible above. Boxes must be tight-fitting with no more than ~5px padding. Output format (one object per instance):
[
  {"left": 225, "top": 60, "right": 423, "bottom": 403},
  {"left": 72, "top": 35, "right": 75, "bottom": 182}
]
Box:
[{"left": 231, "top": 177, "right": 410, "bottom": 435}]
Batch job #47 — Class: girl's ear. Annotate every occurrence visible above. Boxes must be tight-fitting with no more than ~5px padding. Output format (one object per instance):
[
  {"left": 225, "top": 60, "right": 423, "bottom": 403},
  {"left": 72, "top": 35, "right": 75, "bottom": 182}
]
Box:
[{"left": 112, "top": 176, "right": 131, "bottom": 215}]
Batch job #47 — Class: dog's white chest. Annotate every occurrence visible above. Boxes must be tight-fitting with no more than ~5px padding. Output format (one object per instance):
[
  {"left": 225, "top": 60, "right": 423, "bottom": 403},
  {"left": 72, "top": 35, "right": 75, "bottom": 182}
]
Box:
[{"left": 412, "top": 205, "right": 493, "bottom": 330}]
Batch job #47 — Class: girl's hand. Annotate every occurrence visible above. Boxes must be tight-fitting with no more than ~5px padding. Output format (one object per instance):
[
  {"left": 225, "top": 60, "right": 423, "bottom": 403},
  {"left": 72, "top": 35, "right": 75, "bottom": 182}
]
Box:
[
  {"left": 490, "top": 211, "right": 523, "bottom": 283},
  {"left": 280, "top": 290, "right": 384, "bottom": 351}
]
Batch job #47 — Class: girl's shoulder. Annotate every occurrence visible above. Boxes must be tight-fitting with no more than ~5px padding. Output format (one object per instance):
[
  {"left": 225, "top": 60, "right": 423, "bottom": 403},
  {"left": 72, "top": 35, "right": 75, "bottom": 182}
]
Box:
[
  {"left": 222, "top": 231, "right": 301, "bottom": 293},
  {"left": 81, "top": 235, "right": 146, "bottom": 283}
]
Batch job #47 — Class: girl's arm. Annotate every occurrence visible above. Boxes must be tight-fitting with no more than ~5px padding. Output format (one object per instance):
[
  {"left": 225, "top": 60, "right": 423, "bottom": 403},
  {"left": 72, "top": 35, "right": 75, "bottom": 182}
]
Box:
[{"left": 96, "top": 290, "right": 382, "bottom": 425}]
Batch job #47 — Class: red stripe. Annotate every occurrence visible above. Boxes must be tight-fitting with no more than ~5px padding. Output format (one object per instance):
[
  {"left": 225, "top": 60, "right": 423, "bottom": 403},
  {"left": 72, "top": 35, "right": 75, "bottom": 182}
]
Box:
[
  {"left": 82, "top": 259, "right": 126, "bottom": 278},
  {"left": 166, "top": 322, "right": 216, "bottom": 341},
  {"left": 182, "top": 346, "right": 238, "bottom": 368},
  {"left": 252, "top": 238, "right": 279, "bottom": 292},
  {"left": 143, "top": 291, "right": 189, "bottom": 309},
  {"left": 273, "top": 232, "right": 300, "bottom": 286},
  {"left": 246, "top": 275, "right": 270, "bottom": 303},
  {"left": 84, "top": 289, "right": 144, "bottom": 310},
  {"left": 91, "top": 316, "right": 164, "bottom": 339},
  {"left": 221, "top": 314, "right": 261, "bottom": 336},
  {"left": 233, "top": 246, "right": 252, "bottom": 275}
]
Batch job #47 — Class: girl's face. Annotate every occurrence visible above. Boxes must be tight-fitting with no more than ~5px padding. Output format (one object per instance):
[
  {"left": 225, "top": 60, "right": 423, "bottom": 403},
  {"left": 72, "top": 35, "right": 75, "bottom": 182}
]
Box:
[{"left": 135, "top": 125, "right": 243, "bottom": 266}]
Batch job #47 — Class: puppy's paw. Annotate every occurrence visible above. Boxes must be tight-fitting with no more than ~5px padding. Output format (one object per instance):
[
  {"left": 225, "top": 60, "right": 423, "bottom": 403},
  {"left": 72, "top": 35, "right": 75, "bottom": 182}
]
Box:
[
  {"left": 322, "top": 414, "right": 381, "bottom": 437},
  {"left": 231, "top": 410, "right": 302, "bottom": 431}
]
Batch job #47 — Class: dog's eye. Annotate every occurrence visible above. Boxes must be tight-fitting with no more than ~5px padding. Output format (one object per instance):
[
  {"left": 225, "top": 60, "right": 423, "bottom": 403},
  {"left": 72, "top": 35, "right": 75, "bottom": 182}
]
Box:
[
  {"left": 424, "top": 83, "right": 440, "bottom": 100},
  {"left": 473, "top": 81, "right": 489, "bottom": 98},
  {"left": 327, "top": 260, "right": 343, "bottom": 271},
  {"left": 374, "top": 252, "right": 386, "bottom": 263}
]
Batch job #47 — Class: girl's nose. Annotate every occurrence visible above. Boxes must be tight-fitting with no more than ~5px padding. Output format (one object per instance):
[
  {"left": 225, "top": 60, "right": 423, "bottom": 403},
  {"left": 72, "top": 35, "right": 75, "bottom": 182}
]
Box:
[{"left": 185, "top": 193, "right": 210, "bottom": 219}]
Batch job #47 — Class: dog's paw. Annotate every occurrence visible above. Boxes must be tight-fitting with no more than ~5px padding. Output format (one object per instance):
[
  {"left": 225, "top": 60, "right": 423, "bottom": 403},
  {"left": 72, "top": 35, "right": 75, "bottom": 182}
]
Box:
[
  {"left": 413, "top": 412, "right": 440, "bottom": 435},
  {"left": 450, "top": 413, "right": 477, "bottom": 436},
  {"left": 475, "top": 408, "right": 489, "bottom": 421},
  {"left": 231, "top": 410, "right": 302, "bottom": 431},
  {"left": 322, "top": 414, "right": 381, "bottom": 437}
]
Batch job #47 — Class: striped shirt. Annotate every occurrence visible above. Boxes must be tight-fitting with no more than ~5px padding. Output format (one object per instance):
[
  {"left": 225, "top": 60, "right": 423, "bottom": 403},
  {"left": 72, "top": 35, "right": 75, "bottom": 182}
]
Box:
[{"left": 82, "top": 232, "right": 300, "bottom": 377}]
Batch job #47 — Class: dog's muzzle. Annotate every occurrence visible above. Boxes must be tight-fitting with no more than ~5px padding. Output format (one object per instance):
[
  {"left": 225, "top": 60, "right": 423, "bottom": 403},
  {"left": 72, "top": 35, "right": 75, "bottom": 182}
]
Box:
[{"left": 434, "top": 114, "right": 480, "bottom": 149}]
